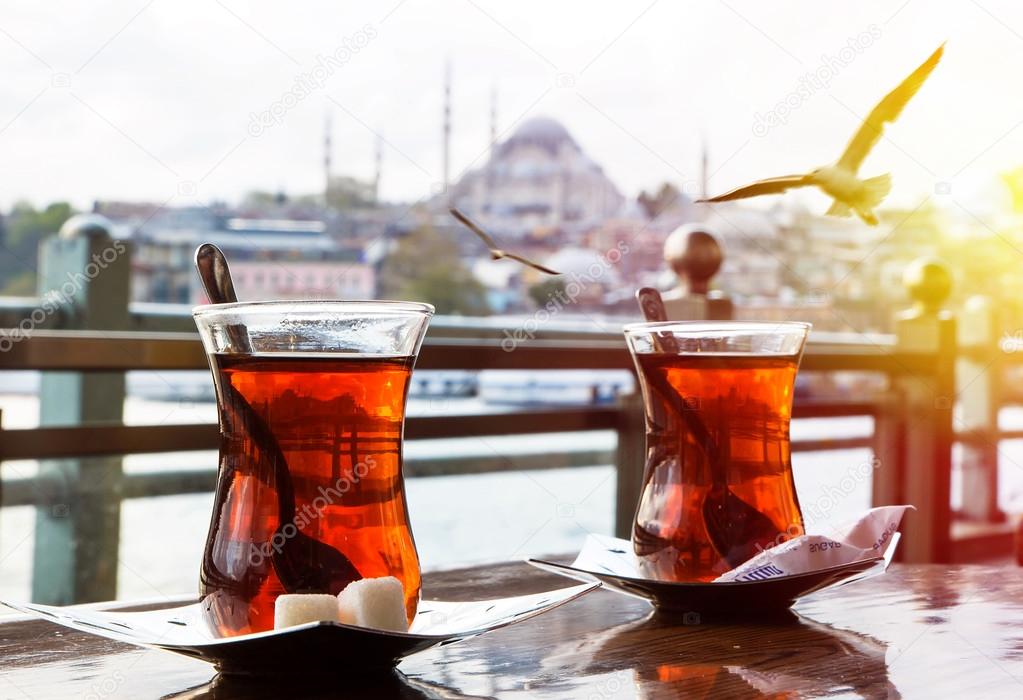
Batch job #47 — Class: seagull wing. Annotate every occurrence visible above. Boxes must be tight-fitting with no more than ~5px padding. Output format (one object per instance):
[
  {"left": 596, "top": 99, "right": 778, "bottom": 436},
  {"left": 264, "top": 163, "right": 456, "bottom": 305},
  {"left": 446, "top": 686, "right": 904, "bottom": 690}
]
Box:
[
  {"left": 697, "top": 174, "right": 813, "bottom": 203},
  {"left": 502, "top": 252, "right": 561, "bottom": 276},
  {"left": 836, "top": 43, "right": 944, "bottom": 173},
  {"left": 449, "top": 207, "right": 500, "bottom": 251},
  {"left": 449, "top": 207, "right": 560, "bottom": 275}
]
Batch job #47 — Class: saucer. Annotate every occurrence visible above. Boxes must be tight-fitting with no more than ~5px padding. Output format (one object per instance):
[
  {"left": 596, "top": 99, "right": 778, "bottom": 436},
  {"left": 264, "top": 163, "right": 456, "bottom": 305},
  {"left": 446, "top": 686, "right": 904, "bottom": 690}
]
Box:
[
  {"left": 529, "top": 534, "right": 898, "bottom": 615},
  {"left": 3, "top": 582, "right": 598, "bottom": 676}
]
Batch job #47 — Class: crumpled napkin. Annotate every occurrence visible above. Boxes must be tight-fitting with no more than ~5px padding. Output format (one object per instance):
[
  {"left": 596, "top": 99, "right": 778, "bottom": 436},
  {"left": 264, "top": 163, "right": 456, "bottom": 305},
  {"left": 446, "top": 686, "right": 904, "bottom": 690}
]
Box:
[
  {"left": 713, "top": 504, "right": 911, "bottom": 582},
  {"left": 569, "top": 505, "right": 909, "bottom": 583}
]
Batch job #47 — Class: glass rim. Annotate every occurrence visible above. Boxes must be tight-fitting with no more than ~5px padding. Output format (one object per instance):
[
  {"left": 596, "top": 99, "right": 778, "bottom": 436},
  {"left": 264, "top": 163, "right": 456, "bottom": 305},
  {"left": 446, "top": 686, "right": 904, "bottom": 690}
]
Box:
[
  {"left": 623, "top": 320, "right": 812, "bottom": 336},
  {"left": 192, "top": 299, "right": 435, "bottom": 318}
]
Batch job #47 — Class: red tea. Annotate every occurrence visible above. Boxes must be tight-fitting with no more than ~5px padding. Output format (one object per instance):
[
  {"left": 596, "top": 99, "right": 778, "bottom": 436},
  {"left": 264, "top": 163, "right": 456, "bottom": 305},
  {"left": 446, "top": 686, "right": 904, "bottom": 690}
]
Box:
[
  {"left": 632, "top": 353, "right": 803, "bottom": 581},
  {"left": 200, "top": 353, "right": 420, "bottom": 636}
]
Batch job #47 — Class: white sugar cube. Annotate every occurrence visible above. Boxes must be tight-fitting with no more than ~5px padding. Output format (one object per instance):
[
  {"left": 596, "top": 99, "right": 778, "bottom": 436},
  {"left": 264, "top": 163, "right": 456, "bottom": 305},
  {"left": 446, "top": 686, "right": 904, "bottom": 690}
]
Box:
[
  {"left": 337, "top": 576, "right": 408, "bottom": 632},
  {"left": 273, "top": 593, "right": 341, "bottom": 629}
]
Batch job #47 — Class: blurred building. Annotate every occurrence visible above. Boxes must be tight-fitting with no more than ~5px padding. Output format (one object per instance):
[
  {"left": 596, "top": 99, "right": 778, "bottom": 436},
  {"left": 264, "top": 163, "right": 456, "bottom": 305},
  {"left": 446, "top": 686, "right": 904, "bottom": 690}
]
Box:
[
  {"left": 448, "top": 116, "right": 625, "bottom": 237},
  {"left": 698, "top": 203, "right": 784, "bottom": 299},
  {"left": 94, "top": 201, "right": 368, "bottom": 304},
  {"left": 230, "top": 259, "right": 374, "bottom": 301},
  {"left": 471, "top": 258, "right": 522, "bottom": 313}
]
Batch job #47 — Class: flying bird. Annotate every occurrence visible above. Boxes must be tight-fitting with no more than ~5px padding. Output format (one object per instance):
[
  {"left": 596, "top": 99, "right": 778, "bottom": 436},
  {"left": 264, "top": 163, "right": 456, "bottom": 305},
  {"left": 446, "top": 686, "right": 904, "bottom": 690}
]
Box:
[
  {"left": 449, "top": 207, "right": 561, "bottom": 275},
  {"left": 698, "top": 43, "right": 944, "bottom": 225}
]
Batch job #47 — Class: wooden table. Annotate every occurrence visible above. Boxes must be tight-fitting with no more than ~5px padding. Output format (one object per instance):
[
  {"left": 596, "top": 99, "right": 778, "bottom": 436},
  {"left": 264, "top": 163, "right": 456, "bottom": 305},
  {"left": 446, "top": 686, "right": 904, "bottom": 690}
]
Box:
[{"left": 2, "top": 563, "right": 1022, "bottom": 699}]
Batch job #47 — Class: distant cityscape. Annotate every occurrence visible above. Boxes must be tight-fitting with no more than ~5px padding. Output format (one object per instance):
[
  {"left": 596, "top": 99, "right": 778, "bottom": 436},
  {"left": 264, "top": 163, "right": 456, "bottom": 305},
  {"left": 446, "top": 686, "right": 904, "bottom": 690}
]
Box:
[{"left": 2, "top": 107, "right": 1021, "bottom": 335}]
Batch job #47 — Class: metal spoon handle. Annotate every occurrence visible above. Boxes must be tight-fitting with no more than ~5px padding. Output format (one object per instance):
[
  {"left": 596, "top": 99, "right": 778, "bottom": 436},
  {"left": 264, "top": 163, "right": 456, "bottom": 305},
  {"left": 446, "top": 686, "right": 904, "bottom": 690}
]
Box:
[
  {"left": 634, "top": 287, "right": 719, "bottom": 464},
  {"left": 195, "top": 243, "right": 239, "bottom": 304},
  {"left": 194, "top": 243, "right": 251, "bottom": 353}
]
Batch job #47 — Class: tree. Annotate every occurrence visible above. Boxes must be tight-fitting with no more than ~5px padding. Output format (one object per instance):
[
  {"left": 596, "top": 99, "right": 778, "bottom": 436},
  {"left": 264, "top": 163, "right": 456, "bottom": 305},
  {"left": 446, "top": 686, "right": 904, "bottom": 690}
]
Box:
[
  {"left": 7, "top": 201, "right": 73, "bottom": 247},
  {"left": 528, "top": 277, "right": 566, "bottom": 308},
  {"left": 1, "top": 271, "right": 36, "bottom": 296},
  {"left": 378, "top": 224, "right": 490, "bottom": 315},
  {"left": 325, "top": 176, "right": 376, "bottom": 211},
  {"left": 638, "top": 182, "right": 683, "bottom": 219},
  {"left": 0, "top": 201, "right": 74, "bottom": 295},
  {"left": 240, "top": 190, "right": 286, "bottom": 208}
]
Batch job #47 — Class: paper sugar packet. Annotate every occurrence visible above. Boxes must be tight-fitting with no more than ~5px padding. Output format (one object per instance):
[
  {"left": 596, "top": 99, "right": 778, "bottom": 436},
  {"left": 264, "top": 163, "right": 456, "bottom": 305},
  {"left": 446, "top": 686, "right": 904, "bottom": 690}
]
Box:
[{"left": 714, "top": 505, "right": 911, "bottom": 583}]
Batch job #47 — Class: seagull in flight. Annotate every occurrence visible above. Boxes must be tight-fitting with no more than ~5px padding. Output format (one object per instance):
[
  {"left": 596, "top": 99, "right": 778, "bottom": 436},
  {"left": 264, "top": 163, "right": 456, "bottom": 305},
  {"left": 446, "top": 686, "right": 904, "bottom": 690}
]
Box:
[
  {"left": 698, "top": 43, "right": 944, "bottom": 225},
  {"left": 449, "top": 208, "right": 561, "bottom": 275}
]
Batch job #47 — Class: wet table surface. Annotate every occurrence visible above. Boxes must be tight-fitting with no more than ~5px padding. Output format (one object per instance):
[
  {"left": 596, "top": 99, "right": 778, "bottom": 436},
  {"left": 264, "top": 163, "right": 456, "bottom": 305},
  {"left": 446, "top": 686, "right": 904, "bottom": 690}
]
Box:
[{"left": 2, "top": 563, "right": 1023, "bottom": 699}]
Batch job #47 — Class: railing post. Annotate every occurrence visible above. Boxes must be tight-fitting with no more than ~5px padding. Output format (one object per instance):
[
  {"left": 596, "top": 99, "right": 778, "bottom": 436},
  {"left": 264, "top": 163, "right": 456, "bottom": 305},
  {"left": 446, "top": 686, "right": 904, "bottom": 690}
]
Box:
[
  {"left": 31, "top": 215, "right": 130, "bottom": 604},
  {"left": 871, "top": 391, "right": 904, "bottom": 509},
  {"left": 886, "top": 258, "right": 955, "bottom": 563},
  {"left": 660, "top": 225, "right": 733, "bottom": 321},
  {"left": 614, "top": 391, "right": 645, "bottom": 539},
  {"left": 956, "top": 295, "right": 1004, "bottom": 523}
]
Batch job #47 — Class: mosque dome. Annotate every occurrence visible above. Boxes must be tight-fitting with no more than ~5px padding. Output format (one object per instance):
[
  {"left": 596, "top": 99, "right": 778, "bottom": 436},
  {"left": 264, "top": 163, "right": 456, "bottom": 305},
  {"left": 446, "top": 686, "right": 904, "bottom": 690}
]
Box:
[
  {"left": 448, "top": 114, "right": 624, "bottom": 233},
  {"left": 498, "top": 116, "right": 579, "bottom": 157}
]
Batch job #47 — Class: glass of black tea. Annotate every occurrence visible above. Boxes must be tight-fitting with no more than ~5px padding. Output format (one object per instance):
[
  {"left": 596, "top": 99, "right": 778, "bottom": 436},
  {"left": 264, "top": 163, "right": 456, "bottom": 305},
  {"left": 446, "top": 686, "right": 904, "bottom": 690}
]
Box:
[
  {"left": 193, "top": 300, "right": 433, "bottom": 635},
  {"left": 624, "top": 321, "right": 811, "bottom": 582}
]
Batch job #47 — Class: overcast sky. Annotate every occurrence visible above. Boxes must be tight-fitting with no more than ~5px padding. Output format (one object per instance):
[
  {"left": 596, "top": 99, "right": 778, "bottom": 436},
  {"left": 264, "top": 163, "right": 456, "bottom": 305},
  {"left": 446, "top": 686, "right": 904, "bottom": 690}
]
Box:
[{"left": 0, "top": 1, "right": 1019, "bottom": 216}]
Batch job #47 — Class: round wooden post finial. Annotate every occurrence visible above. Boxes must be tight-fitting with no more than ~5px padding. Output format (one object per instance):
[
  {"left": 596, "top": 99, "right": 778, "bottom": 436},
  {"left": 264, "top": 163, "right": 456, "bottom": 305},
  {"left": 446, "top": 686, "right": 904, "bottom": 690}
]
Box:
[
  {"left": 58, "top": 214, "right": 113, "bottom": 240},
  {"left": 663, "top": 224, "right": 723, "bottom": 295},
  {"left": 902, "top": 257, "right": 952, "bottom": 315}
]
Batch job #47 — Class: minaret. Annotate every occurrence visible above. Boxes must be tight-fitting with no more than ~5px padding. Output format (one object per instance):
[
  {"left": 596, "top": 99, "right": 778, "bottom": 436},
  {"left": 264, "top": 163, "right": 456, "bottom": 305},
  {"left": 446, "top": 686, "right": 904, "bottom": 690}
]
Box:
[
  {"left": 485, "top": 84, "right": 497, "bottom": 212},
  {"left": 442, "top": 60, "right": 451, "bottom": 194},
  {"left": 489, "top": 83, "right": 498, "bottom": 160},
  {"left": 373, "top": 133, "right": 383, "bottom": 205},
  {"left": 700, "top": 136, "right": 709, "bottom": 200},
  {"left": 324, "top": 110, "right": 333, "bottom": 202}
]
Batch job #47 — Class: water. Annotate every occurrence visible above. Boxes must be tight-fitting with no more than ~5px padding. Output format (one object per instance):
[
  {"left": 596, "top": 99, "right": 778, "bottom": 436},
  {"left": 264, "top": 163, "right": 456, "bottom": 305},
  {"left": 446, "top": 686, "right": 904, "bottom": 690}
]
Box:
[{"left": 2, "top": 390, "right": 1021, "bottom": 606}]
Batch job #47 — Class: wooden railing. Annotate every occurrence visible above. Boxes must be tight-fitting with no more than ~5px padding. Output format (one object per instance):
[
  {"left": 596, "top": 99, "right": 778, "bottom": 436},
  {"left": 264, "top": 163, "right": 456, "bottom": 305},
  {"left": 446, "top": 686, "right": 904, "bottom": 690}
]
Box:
[
  {"left": 0, "top": 219, "right": 1018, "bottom": 604},
  {"left": 0, "top": 322, "right": 997, "bottom": 596}
]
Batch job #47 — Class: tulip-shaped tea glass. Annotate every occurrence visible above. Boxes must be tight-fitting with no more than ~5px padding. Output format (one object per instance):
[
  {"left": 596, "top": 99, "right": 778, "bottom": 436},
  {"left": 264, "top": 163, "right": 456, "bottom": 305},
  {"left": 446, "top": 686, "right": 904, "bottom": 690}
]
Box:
[
  {"left": 193, "top": 301, "right": 433, "bottom": 636},
  {"left": 624, "top": 321, "right": 811, "bottom": 582}
]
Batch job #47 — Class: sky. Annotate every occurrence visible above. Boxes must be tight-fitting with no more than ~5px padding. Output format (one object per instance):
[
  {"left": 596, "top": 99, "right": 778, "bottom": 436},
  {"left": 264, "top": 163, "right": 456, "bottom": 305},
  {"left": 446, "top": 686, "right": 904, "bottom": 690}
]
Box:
[{"left": 0, "top": 1, "right": 1020, "bottom": 216}]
